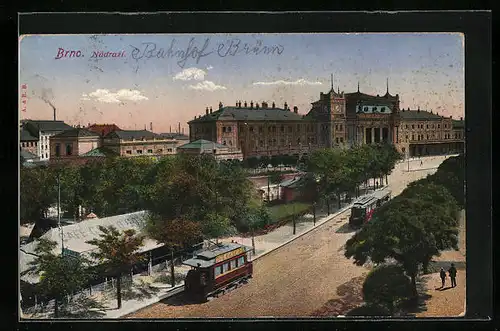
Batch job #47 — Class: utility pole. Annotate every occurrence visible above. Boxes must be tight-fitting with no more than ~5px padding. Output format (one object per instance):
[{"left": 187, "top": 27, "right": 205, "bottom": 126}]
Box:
[{"left": 58, "top": 173, "right": 64, "bottom": 254}]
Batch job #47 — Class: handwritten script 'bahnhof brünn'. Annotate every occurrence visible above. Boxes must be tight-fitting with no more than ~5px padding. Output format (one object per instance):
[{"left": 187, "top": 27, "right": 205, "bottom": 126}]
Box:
[{"left": 130, "top": 38, "right": 284, "bottom": 68}]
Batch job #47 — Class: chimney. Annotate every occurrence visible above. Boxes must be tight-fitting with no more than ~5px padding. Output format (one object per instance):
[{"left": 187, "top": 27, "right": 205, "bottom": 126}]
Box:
[
  {"left": 250, "top": 101, "right": 253, "bottom": 109},
  {"left": 272, "top": 102, "right": 275, "bottom": 109},
  {"left": 53, "top": 107, "right": 56, "bottom": 121},
  {"left": 244, "top": 101, "right": 247, "bottom": 107},
  {"left": 238, "top": 101, "right": 242, "bottom": 108},
  {"left": 284, "top": 102, "right": 288, "bottom": 110},
  {"left": 219, "top": 102, "right": 223, "bottom": 110},
  {"left": 178, "top": 122, "right": 181, "bottom": 133},
  {"left": 150, "top": 122, "right": 153, "bottom": 131},
  {"left": 417, "top": 106, "right": 420, "bottom": 112},
  {"left": 170, "top": 125, "right": 172, "bottom": 133},
  {"left": 293, "top": 106, "right": 298, "bottom": 114},
  {"left": 210, "top": 106, "right": 213, "bottom": 113},
  {"left": 460, "top": 117, "right": 463, "bottom": 121},
  {"left": 206, "top": 107, "right": 209, "bottom": 115},
  {"left": 449, "top": 115, "right": 452, "bottom": 119},
  {"left": 256, "top": 103, "right": 259, "bottom": 109},
  {"left": 262, "top": 101, "right": 268, "bottom": 109}
]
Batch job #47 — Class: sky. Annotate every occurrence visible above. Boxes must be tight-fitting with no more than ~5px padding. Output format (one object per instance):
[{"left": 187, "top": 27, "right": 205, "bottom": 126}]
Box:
[{"left": 19, "top": 33, "right": 465, "bottom": 133}]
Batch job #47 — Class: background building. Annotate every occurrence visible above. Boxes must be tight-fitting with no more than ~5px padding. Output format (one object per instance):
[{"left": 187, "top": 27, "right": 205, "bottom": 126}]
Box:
[
  {"left": 397, "top": 108, "right": 464, "bottom": 156},
  {"left": 188, "top": 101, "right": 313, "bottom": 159},
  {"left": 102, "top": 130, "right": 179, "bottom": 157},
  {"left": 21, "top": 120, "right": 73, "bottom": 161},
  {"left": 50, "top": 127, "right": 101, "bottom": 159}
]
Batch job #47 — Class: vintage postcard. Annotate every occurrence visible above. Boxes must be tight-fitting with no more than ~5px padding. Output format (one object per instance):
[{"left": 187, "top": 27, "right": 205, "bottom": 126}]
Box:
[{"left": 19, "top": 32, "right": 466, "bottom": 319}]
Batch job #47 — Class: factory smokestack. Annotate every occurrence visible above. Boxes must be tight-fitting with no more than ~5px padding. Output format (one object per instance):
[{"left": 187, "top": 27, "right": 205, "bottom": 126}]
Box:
[
  {"left": 170, "top": 125, "right": 172, "bottom": 133},
  {"left": 53, "top": 106, "right": 56, "bottom": 121},
  {"left": 150, "top": 122, "right": 153, "bottom": 131},
  {"left": 178, "top": 122, "right": 181, "bottom": 134}
]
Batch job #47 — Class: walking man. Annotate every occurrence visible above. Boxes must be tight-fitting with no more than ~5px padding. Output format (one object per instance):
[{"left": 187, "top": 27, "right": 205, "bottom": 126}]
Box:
[
  {"left": 420, "top": 160, "right": 423, "bottom": 166},
  {"left": 439, "top": 267, "right": 447, "bottom": 288},
  {"left": 448, "top": 263, "right": 457, "bottom": 288}
]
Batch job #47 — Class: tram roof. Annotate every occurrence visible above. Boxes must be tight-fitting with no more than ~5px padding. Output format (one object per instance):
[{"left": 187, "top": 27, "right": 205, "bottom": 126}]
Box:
[{"left": 183, "top": 242, "right": 252, "bottom": 268}]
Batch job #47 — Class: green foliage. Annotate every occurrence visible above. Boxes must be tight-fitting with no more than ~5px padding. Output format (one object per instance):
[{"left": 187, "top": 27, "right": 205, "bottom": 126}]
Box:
[
  {"left": 29, "top": 238, "right": 92, "bottom": 317},
  {"left": 427, "top": 154, "right": 465, "bottom": 208},
  {"left": 268, "top": 202, "right": 311, "bottom": 222},
  {"left": 86, "top": 226, "right": 146, "bottom": 273},
  {"left": 20, "top": 166, "right": 57, "bottom": 222},
  {"left": 146, "top": 217, "right": 203, "bottom": 249},
  {"left": 362, "top": 264, "right": 413, "bottom": 313},
  {"left": 345, "top": 179, "right": 461, "bottom": 298}
]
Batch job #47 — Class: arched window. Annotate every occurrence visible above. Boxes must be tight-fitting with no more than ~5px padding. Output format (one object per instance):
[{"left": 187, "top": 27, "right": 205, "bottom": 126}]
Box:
[{"left": 66, "top": 144, "right": 73, "bottom": 156}]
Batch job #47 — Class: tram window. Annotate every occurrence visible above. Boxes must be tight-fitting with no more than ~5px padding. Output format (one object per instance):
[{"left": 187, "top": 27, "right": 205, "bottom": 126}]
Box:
[
  {"left": 230, "top": 259, "right": 237, "bottom": 270},
  {"left": 238, "top": 256, "right": 245, "bottom": 266},
  {"left": 222, "top": 263, "right": 230, "bottom": 273},
  {"left": 214, "top": 266, "right": 222, "bottom": 277}
]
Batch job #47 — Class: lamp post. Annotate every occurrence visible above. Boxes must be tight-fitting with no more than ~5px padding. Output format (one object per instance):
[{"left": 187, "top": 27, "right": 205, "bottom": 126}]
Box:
[
  {"left": 292, "top": 203, "right": 296, "bottom": 235},
  {"left": 313, "top": 175, "right": 320, "bottom": 226},
  {"left": 57, "top": 172, "right": 64, "bottom": 254}
]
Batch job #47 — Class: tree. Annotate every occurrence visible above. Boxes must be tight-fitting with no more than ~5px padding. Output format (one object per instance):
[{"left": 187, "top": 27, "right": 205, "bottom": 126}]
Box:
[
  {"left": 29, "top": 238, "right": 91, "bottom": 317},
  {"left": 345, "top": 182, "right": 460, "bottom": 299},
  {"left": 146, "top": 217, "right": 202, "bottom": 287},
  {"left": 362, "top": 264, "right": 413, "bottom": 314},
  {"left": 20, "top": 166, "right": 57, "bottom": 222},
  {"left": 86, "top": 226, "right": 145, "bottom": 309}
]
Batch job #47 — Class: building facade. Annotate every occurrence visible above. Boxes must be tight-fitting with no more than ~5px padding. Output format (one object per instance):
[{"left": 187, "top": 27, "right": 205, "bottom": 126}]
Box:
[
  {"left": 188, "top": 101, "right": 316, "bottom": 159},
  {"left": 21, "top": 120, "right": 73, "bottom": 161},
  {"left": 398, "top": 108, "right": 464, "bottom": 156},
  {"left": 305, "top": 83, "right": 401, "bottom": 148},
  {"left": 102, "top": 130, "right": 179, "bottom": 157},
  {"left": 20, "top": 128, "right": 38, "bottom": 156},
  {"left": 50, "top": 128, "right": 101, "bottom": 159},
  {"left": 187, "top": 80, "right": 464, "bottom": 159}
]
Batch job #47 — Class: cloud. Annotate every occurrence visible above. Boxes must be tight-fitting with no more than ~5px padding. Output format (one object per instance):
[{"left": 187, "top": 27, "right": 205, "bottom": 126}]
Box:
[
  {"left": 173, "top": 67, "right": 206, "bottom": 81},
  {"left": 188, "top": 81, "right": 227, "bottom": 92},
  {"left": 83, "top": 89, "right": 148, "bottom": 103},
  {"left": 207, "top": 66, "right": 213, "bottom": 70},
  {"left": 253, "top": 79, "right": 323, "bottom": 86}
]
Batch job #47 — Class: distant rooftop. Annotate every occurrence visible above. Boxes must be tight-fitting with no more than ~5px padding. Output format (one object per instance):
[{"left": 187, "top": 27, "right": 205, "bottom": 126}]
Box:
[
  {"left": 399, "top": 109, "right": 446, "bottom": 121},
  {"left": 105, "top": 129, "right": 161, "bottom": 140},
  {"left": 178, "top": 139, "right": 227, "bottom": 150},
  {"left": 20, "top": 128, "right": 38, "bottom": 141},
  {"left": 52, "top": 127, "right": 100, "bottom": 138},
  {"left": 23, "top": 120, "right": 73, "bottom": 133},
  {"left": 80, "top": 147, "right": 118, "bottom": 157},
  {"left": 159, "top": 132, "right": 189, "bottom": 140},
  {"left": 188, "top": 105, "right": 304, "bottom": 123}
]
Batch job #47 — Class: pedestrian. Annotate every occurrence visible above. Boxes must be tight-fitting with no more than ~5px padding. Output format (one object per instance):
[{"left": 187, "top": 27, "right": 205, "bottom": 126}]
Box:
[
  {"left": 420, "top": 160, "right": 423, "bottom": 166},
  {"left": 439, "top": 267, "right": 446, "bottom": 288},
  {"left": 448, "top": 263, "right": 457, "bottom": 288}
]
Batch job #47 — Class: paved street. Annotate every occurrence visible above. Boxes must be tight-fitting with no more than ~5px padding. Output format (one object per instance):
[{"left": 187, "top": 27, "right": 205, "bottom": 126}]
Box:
[{"left": 127, "top": 155, "right": 456, "bottom": 318}]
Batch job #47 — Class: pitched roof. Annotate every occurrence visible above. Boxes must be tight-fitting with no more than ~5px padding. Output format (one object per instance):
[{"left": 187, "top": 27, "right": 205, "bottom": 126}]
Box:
[
  {"left": 399, "top": 110, "right": 444, "bottom": 121},
  {"left": 23, "top": 120, "right": 73, "bottom": 133},
  {"left": 80, "top": 147, "right": 118, "bottom": 157},
  {"left": 280, "top": 176, "right": 305, "bottom": 188},
  {"left": 188, "top": 106, "right": 304, "bottom": 123},
  {"left": 87, "top": 124, "right": 122, "bottom": 137},
  {"left": 106, "top": 130, "right": 160, "bottom": 139},
  {"left": 177, "top": 139, "right": 227, "bottom": 150},
  {"left": 20, "top": 150, "right": 37, "bottom": 160},
  {"left": 159, "top": 133, "right": 190, "bottom": 140},
  {"left": 452, "top": 119, "right": 465, "bottom": 129},
  {"left": 20, "top": 211, "right": 164, "bottom": 284},
  {"left": 20, "top": 128, "right": 38, "bottom": 141},
  {"left": 52, "top": 127, "right": 100, "bottom": 138}
]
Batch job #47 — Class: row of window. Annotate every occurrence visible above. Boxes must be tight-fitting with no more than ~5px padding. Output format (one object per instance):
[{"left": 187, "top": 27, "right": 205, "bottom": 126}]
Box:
[
  {"left": 21, "top": 141, "right": 38, "bottom": 147},
  {"left": 405, "top": 123, "right": 448, "bottom": 130},
  {"left": 124, "top": 148, "right": 173, "bottom": 155},
  {"left": 214, "top": 256, "right": 246, "bottom": 278},
  {"left": 360, "top": 106, "right": 389, "bottom": 113},
  {"left": 335, "top": 137, "right": 345, "bottom": 144},
  {"left": 335, "top": 124, "right": 344, "bottom": 131},
  {"left": 251, "top": 137, "right": 318, "bottom": 148},
  {"left": 405, "top": 133, "right": 458, "bottom": 141}
]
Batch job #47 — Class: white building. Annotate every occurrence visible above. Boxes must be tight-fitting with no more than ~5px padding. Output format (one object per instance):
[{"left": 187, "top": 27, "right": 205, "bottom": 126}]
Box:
[{"left": 21, "top": 120, "right": 73, "bottom": 161}]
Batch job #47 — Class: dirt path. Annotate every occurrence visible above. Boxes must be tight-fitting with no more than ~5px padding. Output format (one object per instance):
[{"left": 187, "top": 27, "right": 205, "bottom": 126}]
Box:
[
  {"left": 128, "top": 210, "right": 370, "bottom": 318},
  {"left": 415, "top": 269, "right": 466, "bottom": 317}
]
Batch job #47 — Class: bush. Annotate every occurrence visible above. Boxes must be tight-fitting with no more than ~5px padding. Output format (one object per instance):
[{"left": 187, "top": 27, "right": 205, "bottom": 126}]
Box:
[
  {"left": 154, "top": 272, "right": 186, "bottom": 284},
  {"left": 362, "top": 264, "right": 413, "bottom": 314}
]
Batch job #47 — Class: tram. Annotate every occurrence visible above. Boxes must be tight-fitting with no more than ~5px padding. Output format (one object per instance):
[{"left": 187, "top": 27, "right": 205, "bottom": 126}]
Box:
[
  {"left": 349, "top": 188, "right": 392, "bottom": 227},
  {"left": 183, "top": 242, "right": 253, "bottom": 301}
]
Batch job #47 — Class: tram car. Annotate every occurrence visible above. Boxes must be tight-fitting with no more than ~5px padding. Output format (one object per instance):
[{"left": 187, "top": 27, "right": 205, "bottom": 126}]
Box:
[
  {"left": 183, "top": 242, "right": 253, "bottom": 301},
  {"left": 349, "top": 188, "right": 392, "bottom": 227}
]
